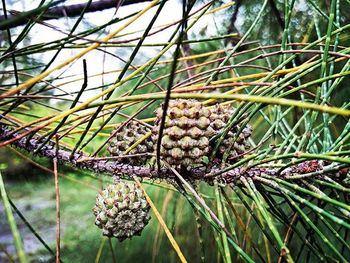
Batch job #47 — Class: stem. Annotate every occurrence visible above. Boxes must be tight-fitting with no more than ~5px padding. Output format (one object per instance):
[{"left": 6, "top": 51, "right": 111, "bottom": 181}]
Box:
[{"left": 0, "top": 171, "right": 28, "bottom": 263}]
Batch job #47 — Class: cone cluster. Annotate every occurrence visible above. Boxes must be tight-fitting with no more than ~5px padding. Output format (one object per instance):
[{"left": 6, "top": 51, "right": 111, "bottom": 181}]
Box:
[
  {"left": 93, "top": 181, "right": 150, "bottom": 241},
  {"left": 106, "top": 100, "right": 252, "bottom": 169},
  {"left": 107, "top": 121, "right": 153, "bottom": 165}
]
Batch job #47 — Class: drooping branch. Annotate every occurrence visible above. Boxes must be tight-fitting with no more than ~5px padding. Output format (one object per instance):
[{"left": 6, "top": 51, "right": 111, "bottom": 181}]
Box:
[
  {"left": 0, "top": 123, "right": 347, "bottom": 185},
  {"left": 0, "top": 0, "right": 152, "bottom": 30}
]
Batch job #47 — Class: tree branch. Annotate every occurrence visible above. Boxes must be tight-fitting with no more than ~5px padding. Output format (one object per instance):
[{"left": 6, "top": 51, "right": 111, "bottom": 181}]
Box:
[
  {"left": 0, "top": 123, "right": 347, "bottom": 185},
  {"left": 225, "top": 0, "right": 244, "bottom": 47},
  {"left": 0, "top": 0, "right": 152, "bottom": 30},
  {"left": 268, "top": 0, "right": 284, "bottom": 30},
  {"left": 226, "top": 0, "right": 241, "bottom": 34}
]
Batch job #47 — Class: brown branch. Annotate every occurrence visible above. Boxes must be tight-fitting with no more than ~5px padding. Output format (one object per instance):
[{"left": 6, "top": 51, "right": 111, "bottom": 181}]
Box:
[
  {"left": 225, "top": 0, "right": 242, "bottom": 46},
  {"left": 277, "top": 213, "right": 298, "bottom": 263},
  {"left": 0, "top": 123, "right": 347, "bottom": 184},
  {"left": 0, "top": 0, "right": 152, "bottom": 30},
  {"left": 226, "top": 0, "right": 241, "bottom": 34},
  {"left": 268, "top": 0, "right": 284, "bottom": 30}
]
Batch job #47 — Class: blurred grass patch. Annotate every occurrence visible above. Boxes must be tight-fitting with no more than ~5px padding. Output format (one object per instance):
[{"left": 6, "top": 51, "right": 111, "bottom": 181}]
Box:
[{"left": 1, "top": 170, "right": 221, "bottom": 262}]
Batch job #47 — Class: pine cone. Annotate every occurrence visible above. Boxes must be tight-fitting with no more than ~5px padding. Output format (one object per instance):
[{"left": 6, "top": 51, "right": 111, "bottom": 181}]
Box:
[
  {"left": 208, "top": 104, "right": 252, "bottom": 161},
  {"left": 107, "top": 121, "right": 153, "bottom": 165},
  {"left": 152, "top": 99, "right": 212, "bottom": 168},
  {"left": 92, "top": 181, "right": 151, "bottom": 241}
]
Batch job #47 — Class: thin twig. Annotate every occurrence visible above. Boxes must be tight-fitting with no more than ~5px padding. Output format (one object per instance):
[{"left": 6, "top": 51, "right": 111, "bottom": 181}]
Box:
[
  {"left": 133, "top": 175, "right": 188, "bottom": 263},
  {"left": 165, "top": 163, "right": 234, "bottom": 239},
  {"left": 54, "top": 135, "right": 61, "bottom": 263},
  {"left": 108, "top": 239, "right": 116, "bottom": 263},
  {"left": 0, "top": 171, "right": 28, "bottom": 263},
  {"left": 277, "top": 213, "right": 298, "bottom": 263}
]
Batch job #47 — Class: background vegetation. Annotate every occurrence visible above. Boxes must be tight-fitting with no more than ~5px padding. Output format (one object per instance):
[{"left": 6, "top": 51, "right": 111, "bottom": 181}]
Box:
[{"left": 0, "top": 0, "right": 350, "bottom": 262}]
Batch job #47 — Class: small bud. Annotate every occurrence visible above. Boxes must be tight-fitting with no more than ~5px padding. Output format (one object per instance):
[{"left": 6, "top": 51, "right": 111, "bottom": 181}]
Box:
[
  {"left": 162, "top": 135, "right": 174, "bottom": 149},
  {"left": 167, "top": 126, "right": 185, "bottom": 139},
  {"left": 213, "top": 119, "right": 225, "bottom": 130},
  {"left": 187, "top": 127, "right": 203, "bottom": 138},
  {"left": 169, "top": 148, "right": 184, "bottom": 160},
  {"left": 198, "top": 137, "right": 209, "bottom": 149},
  {"left": 104, "top": 198, "right": 114, "bottom": 209},
  {"left": 168, "top": 107, "right": 183, "bottom": 119},
  {"left": 197, "top": 116, "right": 210, "bottom": 129},
  {"left": 180, "top": 136, "right": 195, "bottom": 150},
  {"left": 190, "top": 147, "right": 203, "bottom": 158}
]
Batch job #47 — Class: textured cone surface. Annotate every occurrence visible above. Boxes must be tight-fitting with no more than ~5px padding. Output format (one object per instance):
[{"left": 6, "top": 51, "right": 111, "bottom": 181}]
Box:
[
  {"left": 92, "top": 181, "right": 151, "bottom": 241},
  {"left": 153, "top": 99, "right": 211, "bottom": 168},
  {"left": 107, "top": 121, "right": 153, "bottom": 165},
  {"left": 209, "top": 104, "right": 252, "bottom": 160}
]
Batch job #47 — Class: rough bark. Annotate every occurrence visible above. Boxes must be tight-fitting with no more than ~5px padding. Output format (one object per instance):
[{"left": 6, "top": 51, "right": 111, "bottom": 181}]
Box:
[{"left": 0, "top": 123, "right": 347, "bottom": 185}]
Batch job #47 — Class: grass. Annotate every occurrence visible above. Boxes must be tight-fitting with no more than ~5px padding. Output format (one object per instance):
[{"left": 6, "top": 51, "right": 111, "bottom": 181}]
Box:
[{"left": 1, "top": 169, "right": 225, "bottom": 262}]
